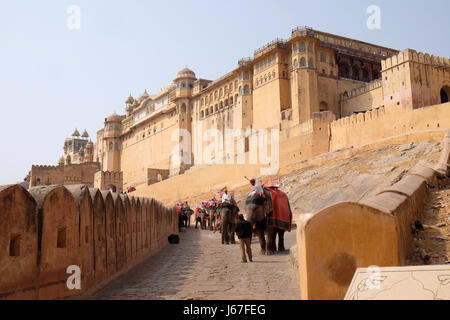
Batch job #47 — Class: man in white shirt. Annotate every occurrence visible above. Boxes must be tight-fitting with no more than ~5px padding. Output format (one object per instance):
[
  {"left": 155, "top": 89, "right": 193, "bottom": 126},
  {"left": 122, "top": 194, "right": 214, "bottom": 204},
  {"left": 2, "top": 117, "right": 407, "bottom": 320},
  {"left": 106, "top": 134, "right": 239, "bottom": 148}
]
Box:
[
  {"left": 221, "top": 188, "right": 232, "bottom": 203},
  {"left": 250, "top": 179, "right": 264, "bottom": 197}
]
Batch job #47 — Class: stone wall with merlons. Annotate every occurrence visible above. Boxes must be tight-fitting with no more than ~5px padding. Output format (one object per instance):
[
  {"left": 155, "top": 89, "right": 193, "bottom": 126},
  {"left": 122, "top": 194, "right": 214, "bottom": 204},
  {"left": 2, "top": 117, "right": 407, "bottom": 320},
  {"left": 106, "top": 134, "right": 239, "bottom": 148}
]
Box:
[
  {"left": 0, "top": 184, "right": 178, "bottom": 300},
  {"left": 296, "top": 128, "right": 450, "bottom": 300}
]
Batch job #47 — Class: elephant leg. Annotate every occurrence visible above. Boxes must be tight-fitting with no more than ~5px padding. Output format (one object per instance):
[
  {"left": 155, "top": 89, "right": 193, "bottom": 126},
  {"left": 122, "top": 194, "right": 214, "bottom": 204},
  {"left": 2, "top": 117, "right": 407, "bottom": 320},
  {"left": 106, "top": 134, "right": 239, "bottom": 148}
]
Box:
[
  {"left": 230, "top": 223, "right": 236, "bottom": 244},
  {"left": 266, "top": 227, "right": 275, "bottom": 255},
  {"left": 256, "top": 225, "right": 266, "bottom": 254},
  {"left": 222, "top": 219, "right": 227, "bottom": 244},
  {"left": 277, "top": 230, "right": 286, "bottom": 251}
]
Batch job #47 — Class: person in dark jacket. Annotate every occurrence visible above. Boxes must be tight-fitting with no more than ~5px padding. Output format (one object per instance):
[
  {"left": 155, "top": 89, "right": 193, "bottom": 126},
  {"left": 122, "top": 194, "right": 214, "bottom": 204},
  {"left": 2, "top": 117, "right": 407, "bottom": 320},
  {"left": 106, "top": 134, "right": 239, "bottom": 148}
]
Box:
[{"left": 235, "top": 214, "right": 253, "bottom": 263}]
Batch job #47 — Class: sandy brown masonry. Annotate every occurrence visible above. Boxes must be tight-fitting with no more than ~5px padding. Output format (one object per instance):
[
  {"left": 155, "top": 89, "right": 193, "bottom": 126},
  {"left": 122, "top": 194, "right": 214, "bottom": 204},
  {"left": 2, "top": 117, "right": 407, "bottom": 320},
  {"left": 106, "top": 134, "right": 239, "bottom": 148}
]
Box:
[
  {"left": 0, "top": 185, "right": 178, "bottom": 299},
  {"left": 297, "top": 129, "right": 450, "bottom": 300}
]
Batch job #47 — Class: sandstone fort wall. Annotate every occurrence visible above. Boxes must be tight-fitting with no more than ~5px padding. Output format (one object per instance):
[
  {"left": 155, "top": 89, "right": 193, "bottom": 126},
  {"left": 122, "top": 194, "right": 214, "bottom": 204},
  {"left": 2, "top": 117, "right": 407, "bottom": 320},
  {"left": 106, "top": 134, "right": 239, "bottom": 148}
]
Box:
[
  {"left": 0, "top": 184, "right": 177, "bottom": 299},
  {"left": 132, "top": 102, "right": 449, "bottom": 205},
  {"left": 296, "top": 128, "right": 450, "bottom": 300},
  {"left": 330, "top": 102, "right": 450, "bottom": 151}
]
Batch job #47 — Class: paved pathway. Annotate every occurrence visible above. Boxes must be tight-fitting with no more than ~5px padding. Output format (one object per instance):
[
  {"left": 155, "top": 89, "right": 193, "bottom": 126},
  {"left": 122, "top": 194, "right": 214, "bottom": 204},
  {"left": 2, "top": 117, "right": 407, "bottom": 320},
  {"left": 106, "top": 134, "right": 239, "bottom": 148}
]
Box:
[{"left": 92, "top": 227, "right": 301, "bottom": 300}]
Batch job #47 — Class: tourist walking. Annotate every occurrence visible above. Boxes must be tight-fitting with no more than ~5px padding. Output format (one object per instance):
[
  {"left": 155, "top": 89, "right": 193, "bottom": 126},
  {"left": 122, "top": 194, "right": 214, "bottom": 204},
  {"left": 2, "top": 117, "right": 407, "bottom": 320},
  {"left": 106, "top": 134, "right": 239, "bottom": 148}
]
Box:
[{"left": 235, "top": 214, "right": 253, "bottom": 263}]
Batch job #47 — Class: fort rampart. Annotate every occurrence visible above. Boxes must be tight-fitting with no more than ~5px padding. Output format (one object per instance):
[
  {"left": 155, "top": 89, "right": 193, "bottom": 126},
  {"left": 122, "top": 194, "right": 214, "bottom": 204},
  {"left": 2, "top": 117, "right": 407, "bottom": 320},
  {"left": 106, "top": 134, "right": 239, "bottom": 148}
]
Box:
[
  {"left": 0, "top": 184, "right": 177, "bottom": 299},
  {"left": 132, "top": 102, "right": 450, "bottom": 205},
  {"left": 296, "top": 128, "right": 450, "bottom": 300}
]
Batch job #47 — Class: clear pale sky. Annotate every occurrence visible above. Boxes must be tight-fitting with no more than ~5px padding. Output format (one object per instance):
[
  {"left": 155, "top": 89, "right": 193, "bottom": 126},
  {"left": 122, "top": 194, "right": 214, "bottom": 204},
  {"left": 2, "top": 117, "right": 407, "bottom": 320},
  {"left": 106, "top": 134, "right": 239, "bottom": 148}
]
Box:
[{"left": 0, "top": 0, "right": 449, "bottom": 185}]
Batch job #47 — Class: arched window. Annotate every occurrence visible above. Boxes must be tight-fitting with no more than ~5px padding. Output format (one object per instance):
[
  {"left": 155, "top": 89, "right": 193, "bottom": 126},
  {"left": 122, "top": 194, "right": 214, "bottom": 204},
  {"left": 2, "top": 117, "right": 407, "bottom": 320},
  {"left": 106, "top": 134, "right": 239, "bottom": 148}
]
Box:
[
  {"left": 300, "top": 57, "right": 306, "bottom": 67},
  {"left": 200, "top": 98, "right": 204, "bottom": 107},
  {"left": 229, "top": 83, "right": 233, "bottom": 91},
  {"left": 273, "top": 71, "right": 276, "bottom": 78},
  {"left": 230, "top": 96, "right": 233, "bottom": 105},
  {"left": 338, "top": 62, "right": 350, "bottom": 78},
  {"left": 293, "top": 43, "right": 298, "bottom": 53},
  {"left": 308, "top": 58, "right": 315, "bottom": 68},
  {"left": 205, "top": 109, "right": 209, "bottom": 116},
  {"left": 319, "top": 101, "right": 329, "bottom": 112},
  {"left": 362, "top": 68, "right": 370, "bottom": 82},
  {"left": 239, "top": 86, "right": 242, "bottom": 95},
  {"left": 299, "top": 42, "right": 306, "bottom": 52},
  {"left": 210, "top": 106, "right": 213, "bottom": 114},
  {"left": 441, "top": 86, "right": 450, "bottom": 104},
  {"left": 294, "top": 59, "right": 298, "bottom": 68},
  {"left": 220, "top": 101, "right": 223, "bottom": 109},
  {"left": 352, "top": 65, "right": 360, "bottom": 80},
  {"left": 372, "top": 69, "right": 379, "bottom": 80},
  {"left": 308, "top": 43, "right": 314, "bottom": 53},
  {"left": 215, "top": 91, "right": 218, "bottom": 100},
  {"left": 268, "top": 74, "right": 271, "bottom": 80},
  {"left": 219, "top": 88, "right": 223, "bottom": 97},
  {"left": 225, "top": 99, "right": 228, "bottom": 107},
  {"left": 243, "top": 71, "right": 250, "bottom": 80},
  {"left": 256, "top": 79, "right": 259, "bottom": 86},
  {"left": 215, "top": 104, "right": 218, "bottom": 112},
  {"left": 243, "top": 85, "right": 250, "bottom": 95},
  {"left": 320, "top": 53, "right": 326, "bottom": 62}
]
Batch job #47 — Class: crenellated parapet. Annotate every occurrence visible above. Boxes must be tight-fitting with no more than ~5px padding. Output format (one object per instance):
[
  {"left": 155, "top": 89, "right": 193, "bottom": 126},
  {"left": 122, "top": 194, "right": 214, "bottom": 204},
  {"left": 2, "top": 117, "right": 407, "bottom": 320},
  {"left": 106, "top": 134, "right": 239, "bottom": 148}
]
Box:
[
  {"left": 340, "top": 79, "right": 382, "bottom": 101},
  {"left": 0, "top": 183, "right": 177, "bottom": 300},
  {"left": 331, "top": 106, "right": 386, "bottom": 129},
  {"left": 382, "top": 48, "right": 450, "bottom": 70},
  {"left": 94, "top": 170, "right": 123, "bottom": 193}
]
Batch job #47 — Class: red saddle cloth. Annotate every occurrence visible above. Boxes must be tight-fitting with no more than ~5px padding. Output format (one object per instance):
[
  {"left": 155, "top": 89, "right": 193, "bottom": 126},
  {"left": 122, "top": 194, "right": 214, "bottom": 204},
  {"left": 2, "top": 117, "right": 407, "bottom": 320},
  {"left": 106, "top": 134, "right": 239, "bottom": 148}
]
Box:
[{"left": 267, "top": 187, "right": 292, "bottom": 231}]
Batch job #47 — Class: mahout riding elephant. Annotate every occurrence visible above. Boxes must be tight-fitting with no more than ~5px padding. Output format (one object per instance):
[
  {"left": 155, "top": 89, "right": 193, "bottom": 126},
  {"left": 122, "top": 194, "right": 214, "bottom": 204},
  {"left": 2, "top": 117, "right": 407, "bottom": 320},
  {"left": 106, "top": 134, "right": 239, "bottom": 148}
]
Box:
[
  {"left": 245, "top": 189, "right": 292, "bottom": 255},
  {"left": 218, "top": 202, "right": 239, "bottom": 244}
]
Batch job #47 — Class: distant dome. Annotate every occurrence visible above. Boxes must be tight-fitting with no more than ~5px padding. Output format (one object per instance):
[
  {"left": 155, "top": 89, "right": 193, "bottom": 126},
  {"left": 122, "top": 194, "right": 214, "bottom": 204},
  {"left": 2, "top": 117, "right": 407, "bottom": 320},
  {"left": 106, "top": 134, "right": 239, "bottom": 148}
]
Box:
[
  {"left": 125, "top": 94, "right": 135, "bottom": 105},
  {"left": 72, "top": 128, "right": 80, "bottom": 137},
  {"left": 81, "top": 129, "right": 89, "bottom": 138},
  {"left": 174, "top": 67, "right": 196, "bottom": 81},
  {"left": 137, "top": 89, "right": 150, "bottom": 102},
  {"left": 106, "top": 113, "right": 122, "bottom": 122}
]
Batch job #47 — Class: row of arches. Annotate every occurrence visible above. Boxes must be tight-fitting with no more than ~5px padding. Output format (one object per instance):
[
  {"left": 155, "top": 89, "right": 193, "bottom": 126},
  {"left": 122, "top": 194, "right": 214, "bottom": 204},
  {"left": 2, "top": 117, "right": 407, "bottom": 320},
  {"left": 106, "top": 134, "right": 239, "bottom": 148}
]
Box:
[
  {"left": 338, "top": 60, "right": 380, "bottom": 82},
  {"left": 200, "top": 94, "right": 239, "bottom": 119},
  {"left": 293, "top": 57, "right": 315, "bottom": 69}
]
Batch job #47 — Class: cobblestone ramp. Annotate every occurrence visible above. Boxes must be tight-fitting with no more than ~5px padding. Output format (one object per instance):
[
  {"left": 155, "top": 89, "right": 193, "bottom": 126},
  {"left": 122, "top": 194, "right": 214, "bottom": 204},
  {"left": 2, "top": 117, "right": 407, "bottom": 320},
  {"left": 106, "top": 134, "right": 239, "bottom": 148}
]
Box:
[{"left": 92, "top": 228, "right": 300, "bottom": 300}]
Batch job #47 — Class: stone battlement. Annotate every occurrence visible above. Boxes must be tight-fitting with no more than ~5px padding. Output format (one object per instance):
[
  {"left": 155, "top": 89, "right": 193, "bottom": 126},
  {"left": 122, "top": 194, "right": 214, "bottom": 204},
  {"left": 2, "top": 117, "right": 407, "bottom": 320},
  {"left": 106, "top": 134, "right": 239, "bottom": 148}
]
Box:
[
  {"left": 382, "top": 48, "right": 450, "bottom": 70},
  {"left": 331, "top": 106, "right": 386, "bottom": 128},
  {"left": 31, "top": 165, "right": 61, "bottom": 170},
  {"left": 0, "top": 184, "right": 177, "bottom": 300},
  {"left": 340, "top": 79, "right": 382, "bottom": 101}
]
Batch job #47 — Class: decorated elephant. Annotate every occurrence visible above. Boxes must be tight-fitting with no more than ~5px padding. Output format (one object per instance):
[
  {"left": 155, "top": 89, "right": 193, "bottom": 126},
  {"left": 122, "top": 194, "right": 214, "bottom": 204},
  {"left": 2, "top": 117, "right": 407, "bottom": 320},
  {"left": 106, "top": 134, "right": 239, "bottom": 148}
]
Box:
[
  {"left": 181, "top": 204, "right": 194, "bottom": 228},
  {"left": 217, "top": 202, "right": 239, "bottom": 244},
  {"left": 206, "top": 205, "right": 217, "bottom": 231},
  {"left": 245, "top": 188, "right": 292, "bottom": 255},
  {"left": 195, "top": 207, "right": 208, "bottom": 230}
]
